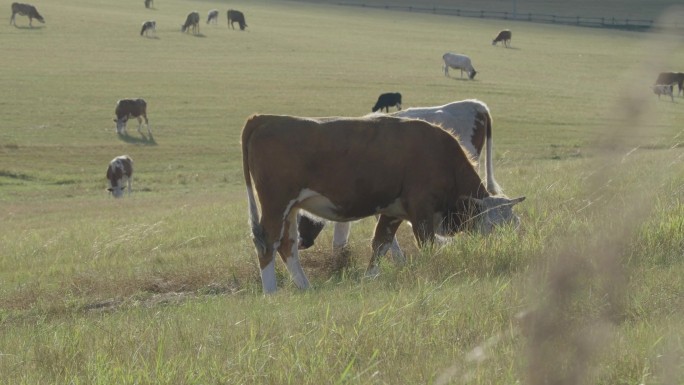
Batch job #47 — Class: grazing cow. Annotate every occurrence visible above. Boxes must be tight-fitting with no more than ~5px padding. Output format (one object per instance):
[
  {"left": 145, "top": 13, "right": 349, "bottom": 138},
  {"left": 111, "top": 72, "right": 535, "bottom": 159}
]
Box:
[
  {"left": 181, "top": 11, "right": 200, "bottom": 34},
  {"left": 654, "top": 72, "right": 684, "bottom": 97},
  {"left": 299, "top": 99, "right": 505, "bottom": 258},
  {"left": 243, "top": 114, "right": 525, "bottom": 293},
  {"left": 207, "top": 9, "right": 219, "bottom": 24},
  {"left": 372, "top": 92, "right": 402, "bottom": 113},
  {"left": 227, "top": 9, "right": 247, "bottom": 30},
  {"left": 106, "top": 155, "right": 133, "bottom": 198},
  {"left": 652, "top": 84, "right": 674, "bottom": 101},
  {"left": 10, "top": 2, "right": 44, "bottom": 27},
  {"left": 140, "top": 20, "right": 156, "bottom": 37},
  {"left": 144, "top": 0, "right": 153, "bottom": 9},
  {"left": 492, "top": 29, "right": 512, "bottom": 47},
  {"left": 113, "top": 98, "right": 151, "bottom": 136},
  {"left": 443, "top": 53, "right": 477, "bottom": 80}
]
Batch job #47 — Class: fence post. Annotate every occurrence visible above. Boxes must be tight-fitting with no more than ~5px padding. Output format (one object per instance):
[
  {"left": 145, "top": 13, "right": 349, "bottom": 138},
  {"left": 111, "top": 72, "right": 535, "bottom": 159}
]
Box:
[
  {"left": 528, "top": 12, "right": 532, "bottom": 21},
  {"left": 504, "top": 12, "right": 508, "bottom": 20},
  {"left": 480, "top": 10, "right": 484, "bottom": 18},
  {"left": 456, "top": 9, "right": 460, "bottom": 16},
  {"left": 577, "top": 16, "right": 580, "bottom": 25}
]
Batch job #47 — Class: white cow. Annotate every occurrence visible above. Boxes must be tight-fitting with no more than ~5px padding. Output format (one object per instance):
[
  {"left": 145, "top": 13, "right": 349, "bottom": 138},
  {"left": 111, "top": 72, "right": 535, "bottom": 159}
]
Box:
[
  {"left": 207, "top": 9, "right": 219, "bottom": 24},
  {"left": 298, "top": 100, "right": 509, "bottom": 262},
  {"left": 443, "top": 52, "right": 477, "bottom": 79}
]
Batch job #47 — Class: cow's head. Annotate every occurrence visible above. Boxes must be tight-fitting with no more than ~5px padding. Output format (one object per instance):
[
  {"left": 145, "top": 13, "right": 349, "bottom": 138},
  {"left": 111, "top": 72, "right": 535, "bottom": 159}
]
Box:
[
  {"left": 114, "top": 116, "right": 128, "bottom": 134},
  {"left": 440, "top": 195, "right": 525, "bottom": 235},
  {"left": 107, "top": 184, "right": 126, "bottom": 198},
  {"left": 469, "top": 70, "right": 478, "bottom": 80}
]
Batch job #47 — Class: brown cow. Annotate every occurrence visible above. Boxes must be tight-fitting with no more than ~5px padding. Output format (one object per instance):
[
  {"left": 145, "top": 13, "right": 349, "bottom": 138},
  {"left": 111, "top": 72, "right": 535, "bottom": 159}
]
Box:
[
  {"left": 10, "top": 2, "right": 44, "bottom": 27},
  {"left": 299, "top": 99, "right": 505, "bottom": 258},
  {"left": 492, "top": 29, "right": 512, "bottom": 47},
  {"left": 242, "top": 114, "right": 524, "bottom": 293}
]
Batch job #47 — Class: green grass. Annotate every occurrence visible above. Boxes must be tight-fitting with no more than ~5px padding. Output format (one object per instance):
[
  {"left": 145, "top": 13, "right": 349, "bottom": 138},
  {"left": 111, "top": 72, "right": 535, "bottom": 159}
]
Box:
[{"left": 1, "top": 0, "right": 684, "bottom": 384}]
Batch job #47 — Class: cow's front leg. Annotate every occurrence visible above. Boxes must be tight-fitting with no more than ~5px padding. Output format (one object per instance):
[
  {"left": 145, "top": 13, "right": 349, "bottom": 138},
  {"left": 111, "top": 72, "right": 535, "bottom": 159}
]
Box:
[
  {"left": 366, "top": 215, "right": 403, "bottom": 277},
  {"left": 411, "top": 214, "right": 436, "bottom": 249},
  {"left": 278, "top": 210, "right": 310, "bottom": 290},
  {"left": 136, "top": 116, "right": 144, "bottom": 135}
]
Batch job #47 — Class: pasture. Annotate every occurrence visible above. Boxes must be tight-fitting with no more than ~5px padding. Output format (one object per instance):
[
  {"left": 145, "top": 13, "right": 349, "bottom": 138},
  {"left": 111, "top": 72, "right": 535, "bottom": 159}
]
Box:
[{"left": 1, "top": 0, "right": 683, "bottom": 383}]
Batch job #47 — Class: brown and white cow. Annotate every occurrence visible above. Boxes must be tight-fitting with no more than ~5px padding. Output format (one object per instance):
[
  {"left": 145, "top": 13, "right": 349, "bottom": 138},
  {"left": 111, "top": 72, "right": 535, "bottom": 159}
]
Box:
[
  {"left": 10, "top": 2, "right": 44, "bottom": 27},
  {"left": 106, "top": 155, "right": 133, "bottom": 198},
  {"left": 298, "top": 99, "right": 505, "bottom": 259},
  {"left": 654, "top": 72, "right": 684, "bottom": 97},
  {"left": 242, "top": 114, "right": 525, "bottom": 293},
  {"left": 114, "top": 98, "right": 150, "bottom": 136}
]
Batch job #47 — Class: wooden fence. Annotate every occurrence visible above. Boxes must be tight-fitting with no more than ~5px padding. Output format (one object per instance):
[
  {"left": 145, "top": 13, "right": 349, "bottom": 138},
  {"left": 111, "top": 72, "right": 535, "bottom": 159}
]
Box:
[{"left": 339, "top": 3, "right": 684, "bottom": 31}]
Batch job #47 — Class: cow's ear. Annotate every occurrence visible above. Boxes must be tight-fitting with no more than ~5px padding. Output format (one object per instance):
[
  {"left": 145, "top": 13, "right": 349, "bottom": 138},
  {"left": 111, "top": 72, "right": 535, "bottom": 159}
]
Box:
[{"left": 510, "top": 196, "right": 526, "bottom": 205}]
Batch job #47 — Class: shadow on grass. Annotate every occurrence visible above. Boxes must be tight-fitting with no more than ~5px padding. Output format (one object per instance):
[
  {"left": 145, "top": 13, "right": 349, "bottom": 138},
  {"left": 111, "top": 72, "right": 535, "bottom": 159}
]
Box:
[
  {"left": 117, "top": 133, "right": 157, "bottom": 146},
  {"left": 13, "top": 24, "right": 45, "bottom": 30}
]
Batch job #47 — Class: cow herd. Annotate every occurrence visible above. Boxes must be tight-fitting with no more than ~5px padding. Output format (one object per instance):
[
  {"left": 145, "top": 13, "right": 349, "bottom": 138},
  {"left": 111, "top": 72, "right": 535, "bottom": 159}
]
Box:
[{"left": 13, "top": 2, "right": 676, "bottom": 295}]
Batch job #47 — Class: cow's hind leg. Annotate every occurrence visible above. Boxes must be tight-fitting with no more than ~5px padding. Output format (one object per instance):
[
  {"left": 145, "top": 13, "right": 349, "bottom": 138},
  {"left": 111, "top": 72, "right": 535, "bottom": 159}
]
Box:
[
  {"left": 278, "top": 209, "right": 310, "bottom": 289},
  {"left": 366, "top": 215, "right": 403, "bottom": 277}
]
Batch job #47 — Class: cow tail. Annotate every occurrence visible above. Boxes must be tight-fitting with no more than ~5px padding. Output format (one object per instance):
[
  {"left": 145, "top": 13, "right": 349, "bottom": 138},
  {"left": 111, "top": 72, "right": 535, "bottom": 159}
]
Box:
[
  {"left": 484, "top": 110, "right": 502, "bottom": 195},
  {"left": 242, "top": 115, "right": 267, "bottom": 253}
]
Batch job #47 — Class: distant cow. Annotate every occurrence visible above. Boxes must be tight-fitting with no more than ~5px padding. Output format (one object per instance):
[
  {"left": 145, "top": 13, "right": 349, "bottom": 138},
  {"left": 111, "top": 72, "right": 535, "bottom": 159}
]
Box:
[
  {"left": 443, "top": 53, "right": 477, "bottom": 79},
  {"left": 10, "top": 2, "right": 44, "bottom": 27},
  {"left": 652, "top": 84, "right": 674, "bottom": 101},
  {"left": 106, "top": 155, "right": 133, "bottom": 198},
  {"left": 492, "top": 29, "right": 512, "bottom": 47},
  {"left": 181, "top": 11, "right": 200, "bottom": 34},
  {"left": 207, "top": 9, "right": 219, "bottom": 24},
  {"left": 372, "top": 92, "right": 402, "bottom": 113},
  {"left": 227, "top": 9, "right": 247, "bottom": 30},
  {"left": 114, "top": 98, "right": 151, "bottom": 136},
  {"left": 654, "top": 72, "right": 684, "bottom": 97},
  {"left": 144, "top": 0, "right": 153, "bottom": 9},
  {"left": 299, "top": 99, "right": 506, "bottom": 258},
  {"left": 243, "top": 114, "right": 524, "bottom": 293},
  {"left": 140, "top": 20, "right": 156, "bottom": 37}
]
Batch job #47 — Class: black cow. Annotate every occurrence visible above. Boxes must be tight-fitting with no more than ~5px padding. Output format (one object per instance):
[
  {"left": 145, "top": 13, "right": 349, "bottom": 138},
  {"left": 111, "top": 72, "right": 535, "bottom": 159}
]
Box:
[
  {"left": 372, "top": 92, "right": 402, "bottom": 113},
  {"left": 227, "top": 9, "right": 247, "bottom": 30},
  {"left": 182, "top": 11, "right": 200, "bottom": 34},
  {"left": 10, "top": 2, "right": 44, "bottom": 27}
]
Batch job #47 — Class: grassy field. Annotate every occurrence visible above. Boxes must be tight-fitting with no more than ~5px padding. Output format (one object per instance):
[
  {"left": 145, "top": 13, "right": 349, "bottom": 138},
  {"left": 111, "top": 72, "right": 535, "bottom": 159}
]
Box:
[{"left": 1, "top": 0, "right": 684, "bottom": 383}]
